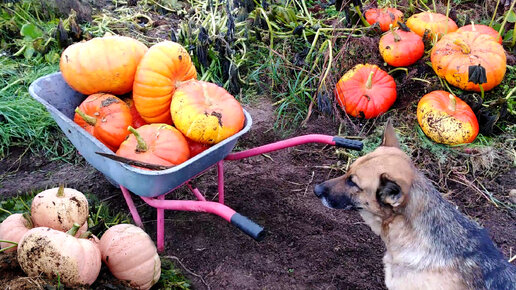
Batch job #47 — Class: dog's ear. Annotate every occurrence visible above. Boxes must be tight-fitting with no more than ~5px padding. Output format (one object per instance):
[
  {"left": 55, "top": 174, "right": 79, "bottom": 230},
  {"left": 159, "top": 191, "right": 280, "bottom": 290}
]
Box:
[
  {"left": 376, "top": 173, "right": 403, "bottom": 208},
  {"left": 381, "top": 119, "right": 400, "bottom": 148}
]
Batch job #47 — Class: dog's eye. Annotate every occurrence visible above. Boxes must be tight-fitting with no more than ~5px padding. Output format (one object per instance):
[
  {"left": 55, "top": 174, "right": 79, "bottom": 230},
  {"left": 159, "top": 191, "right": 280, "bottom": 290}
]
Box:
[{"left": 346, "top": 176, "right": 358, "bottom": 187}]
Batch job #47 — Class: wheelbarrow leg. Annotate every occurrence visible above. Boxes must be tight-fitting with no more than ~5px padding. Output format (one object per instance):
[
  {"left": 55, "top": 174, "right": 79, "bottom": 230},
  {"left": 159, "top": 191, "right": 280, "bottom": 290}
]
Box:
[
  {"left": 217, "top": 160, "right": 225, "bottom": 204},
  {"left": 156, "top": 195, "right": 165, "bottom": 252},
  {"left": 120, "top": 186, "right": 143, "bottom": 228}
]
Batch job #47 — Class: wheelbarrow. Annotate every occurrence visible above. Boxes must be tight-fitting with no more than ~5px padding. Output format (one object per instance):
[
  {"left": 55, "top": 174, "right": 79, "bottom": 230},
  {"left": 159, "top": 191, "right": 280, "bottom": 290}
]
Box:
[{"left": 29, "top": 73, "right": 363, "bottom": 252}]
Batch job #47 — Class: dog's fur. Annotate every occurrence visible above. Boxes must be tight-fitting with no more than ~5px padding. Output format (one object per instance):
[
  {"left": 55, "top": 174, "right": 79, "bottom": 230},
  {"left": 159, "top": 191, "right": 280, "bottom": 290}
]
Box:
[{"left": 314, "top": 121, "right": 516, "bottom": 290}]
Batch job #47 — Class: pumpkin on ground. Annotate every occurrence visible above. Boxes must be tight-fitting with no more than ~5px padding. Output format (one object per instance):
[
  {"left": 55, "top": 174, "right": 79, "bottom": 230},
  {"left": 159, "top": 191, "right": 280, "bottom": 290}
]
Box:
[
  {"left": 417, "top": 90, "right": 479, "bottom": 145},
  {"left": 74, "top": 93, "right": 133, "bottom": 151},
  {"left": 457, "top": 23, "right": 503, "bottom": 44},
  {"left": 0, "top": 213, "right": 33, "bottom": 252},
  {"left": 406, "top": 12, "right": 458, "bottom": 40},
  {"left": 335, "top": 64, "right": 397, "bottom": 119},
  {"left": 365, "top": 7, "right": 404, "bottom": 32},
  {"left": 99, "top": 224, "right": 161, "bottom": 290},
  {"left": 60, "top": 35, "right": 148, "bottom": 95},
  {"left": 379, "top": 24, "right": 424, "bottom": 67},
  {"left": 171, "top": 80, "right": 245, "bottom": 144},
  {"left": 431, "top": 31, "right": 506, "bottom": 92},
  {"left": 31, "top": 185, "right": 89, "bottom": 232},
  {"left": 116, "top": 124, "right": 190, "bottom": 168},
  {"left": 132, "top": 41, "right": 197, "bottom": 124},
  {"left": 17, "top": 223, "right": 101, "bottom": 287}
]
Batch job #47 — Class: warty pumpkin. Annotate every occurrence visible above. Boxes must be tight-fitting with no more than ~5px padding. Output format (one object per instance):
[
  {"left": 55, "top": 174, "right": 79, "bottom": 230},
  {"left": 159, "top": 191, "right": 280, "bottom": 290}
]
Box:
[
  {"left": 431, "top": 31, "right": 506, "bottom": 92},
  {"left": 335, "top": 64, "right": 397, "bottom": 119},
  {"left": 171, "top": 80, "right": 245, "bottom": 144},
  {"left": 365, "top": 7, "right": 404, "bottom": 32},
  {"left": 379, "top": 24, "right": 424, "bottom": 67},
  {"left": 99, "top": 224, "right": 161, "bottom": 290},
  {"left": 406, "top": 12, "right": 458, "bottom": 40},
  {"left": 74, "top": 93, "right": 133, "bottom": 152},
  {"left": 417, "top": 90, "right": 479, "bottom": 145},
  {"left": 132, "top": 41, "right": 197, "bottom": 124},
  {"left": 60, "top": 35, "right": 148, "bottom": 95}
]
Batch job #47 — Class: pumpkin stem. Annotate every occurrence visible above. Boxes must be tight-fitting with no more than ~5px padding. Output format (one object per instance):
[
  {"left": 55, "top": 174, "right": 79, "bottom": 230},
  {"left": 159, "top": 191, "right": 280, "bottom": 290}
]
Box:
[
  {"left": 79, "top": 231, "right": 93, "bottom": 239},
  {"left": 453, "top": 39, "right": 471, "bottom": 54},
  {"left": 67, "top": 223, "right": 81, "bottom": 236},
  {"left": 448, "top": 94, "right": 456, "bottom": 112},
  {"left": 365, "top": 71, "right": 375, "bottom": 90},
  {"left": 471, "top": 21, "right": 475, "bottom": 31},
  {"left": 390, "top": 24, "right": 401, "bottom": 42},
  {"left": 479, "top": 84, "right": 484, "bottom": 100},
  {"left": 22, "top": 212, "right": 34, "bottom": 229},
  {"left": 56, "top": 184, "right": 65, "bottom": 197},
  {"left": 75, "top": 107, "right": 97, "bottom": 126},
  {"left": 128, "top": 126, "right": 148, "bottom": 152}
]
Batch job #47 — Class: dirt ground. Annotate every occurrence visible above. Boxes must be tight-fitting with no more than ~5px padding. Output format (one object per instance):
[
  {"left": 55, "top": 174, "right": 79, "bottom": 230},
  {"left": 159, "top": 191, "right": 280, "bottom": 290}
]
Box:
[{"left": 1, "top": 97, "right": 515, "bottom": 289}]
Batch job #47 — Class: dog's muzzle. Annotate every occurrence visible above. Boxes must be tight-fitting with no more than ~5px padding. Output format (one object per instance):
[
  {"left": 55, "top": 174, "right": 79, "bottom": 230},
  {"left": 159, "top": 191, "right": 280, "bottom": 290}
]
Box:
[{"left": 314, "top": 183, "right": 356, "bottom": 210}]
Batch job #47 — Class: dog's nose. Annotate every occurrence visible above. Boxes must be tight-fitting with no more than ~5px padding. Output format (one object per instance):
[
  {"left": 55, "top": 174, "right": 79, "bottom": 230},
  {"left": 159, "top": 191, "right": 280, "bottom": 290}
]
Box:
[{"left": 314, "top": 183, "right": 328, "bottom": 198}]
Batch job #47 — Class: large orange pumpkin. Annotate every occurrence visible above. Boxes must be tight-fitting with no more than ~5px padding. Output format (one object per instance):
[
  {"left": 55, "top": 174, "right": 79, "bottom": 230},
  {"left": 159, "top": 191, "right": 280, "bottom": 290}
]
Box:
[
  {"left": 60, "top": 35, "right": 148, "bottom": 95},
  {"left": 170, "top": 80, "right": 245, "bottom": 144},
  {"left": 431, "top": 31, "right": 506, "bottom": 92},
  {"left": 132, "top": 41, "right": 197, "bottom": 124},
  {"left": 379, "top": 25, "right": 424, "bottom": 67},
  {"left": 417, "top": 90, "right": 479, "bottom": 145},
  {"left": 406, "top": 12, "right": 458, "bottom": 39},
  {"left": 116, "top": 124, "right": 190, "bottom": 168},
  {"left": 365, "top": 8, "right": 404, "bottom": 32},
  {"left": 457, "top": 23, "right": 503, "bottom": 44},
  {"left": 335, "top": 64, "right": 397, "bottom": 119},
  {"left": 74, "top": 93, "right": 133, "bottom": 151}
]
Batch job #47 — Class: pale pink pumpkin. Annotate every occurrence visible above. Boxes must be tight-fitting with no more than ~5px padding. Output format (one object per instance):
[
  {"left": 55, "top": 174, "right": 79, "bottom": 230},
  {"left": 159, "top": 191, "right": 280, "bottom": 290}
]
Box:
[
  {"left": 0, "top": 213, "right": 33, "bottom": 252},
  {"left": 17, "top": 223, "right": 101, "bottom": 286},
  {"left": 99, "top": 224, "right": 161, "bottom": 290},
  {"left": 31, "top": 185, "right": 89, "bottom": 232}
]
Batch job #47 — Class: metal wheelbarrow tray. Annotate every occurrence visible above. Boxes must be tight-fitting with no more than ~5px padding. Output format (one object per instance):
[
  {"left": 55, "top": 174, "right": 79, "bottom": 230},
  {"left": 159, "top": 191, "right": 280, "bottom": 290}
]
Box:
[{"left": 29, "top": 72, "right": 363, "bottom": 251}]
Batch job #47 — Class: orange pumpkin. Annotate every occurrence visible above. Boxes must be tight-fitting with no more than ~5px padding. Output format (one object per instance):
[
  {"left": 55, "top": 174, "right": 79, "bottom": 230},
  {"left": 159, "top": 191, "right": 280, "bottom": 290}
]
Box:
[
  {"left": 365, "top": 8, "right": 404, "bottom": 32},
  {"left": 406, "top": 12, "right": 458, "bottom": 39},
  {"left": 116, "top": 124, "right": 190, "bottom": 168},
  {"left": 335, "top": 64, "right": 397, "bottom": 119},
  {"left": 187, "top": 138, "right": 211, "bottom": 157},
  {"left": 457, "top": 23, "right": 503, "bottom": 44},
  {"left": 60, "top": 35, "right": 148, "bottom": 95},
  {"left": 417, "top": 91, "right": 479, "bottom": 145},
  {"left": 379, "top": 25, "right": 424, "bottom": 67},
  {"left": 132, "top": 41, "right": 197, "bottom": 124},
  {"left": 431, "top": 31, "right": 506, "bottom": 92},
  {"left": 0, "top": 213, "right": 33, "bottom": 252},
  {"left": 124, "top": 97, "right": 148, "bottom": 128},
  {"left": 171, "top": 80, "right": 245, "bottom": 144},
  {"left": 74, "top": 93, "right": 133, "bottom": 151},
  {"left": 99, "top": 224, "right": 161, "bottom": 290}
]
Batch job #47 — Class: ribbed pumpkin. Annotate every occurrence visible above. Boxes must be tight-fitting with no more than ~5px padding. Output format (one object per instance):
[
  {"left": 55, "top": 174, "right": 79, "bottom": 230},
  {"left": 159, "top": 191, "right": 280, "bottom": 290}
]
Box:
[
  {"left": 116, "top": 124, "right": 190, "bottom": 168},
  {"left": 171, "top": 80, "right": 245, "bottom": 144},
  {"left": 335, "top": 64, "right": 397, "bottom": 119},
  {"left": 406, "top": 12, "right": 458, "bottom": 39},
  {"left": 457, "top": 23, "right": 503, "bottom": 44},
  {"left": 60, "top": 35, "right": 148, "bottom": 95},
  {"left": 365, "top": 7, "right": 404, "bottom": 32},
  {"left": 379, "top": 25, "right": 424, "bottom": 67},
  {"left": 0, "top": 213, "right": 33, "bottom": 252},
  {"left": 31, "top": 186, "right": 89, "bottom": 232},
  {"left": 99, "top": 224, "right": 161, "bottom": 290},
  {"left": 133, "top": 41, "right": 197, "bottom": 124},
  {"left": 417, "top": 91, "right": 479, "bottom": 145},
  {"left": 431, "top": 31, "right": 506, "bottom": 92},
  {"left": 74, "top": 93, "right": 133, "bottom": 151},
  {"left": 17, "top": 224, "right": 101, "bottom": 287}
]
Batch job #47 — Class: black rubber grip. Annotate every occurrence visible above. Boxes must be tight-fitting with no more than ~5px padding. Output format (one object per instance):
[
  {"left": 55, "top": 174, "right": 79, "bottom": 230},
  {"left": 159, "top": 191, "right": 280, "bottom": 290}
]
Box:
[
  {"left": 332, "top": 137, "right": 363, "bottom": 151},
  {"left": 230, "top": 213, "right": 266, "bottom": 241}
]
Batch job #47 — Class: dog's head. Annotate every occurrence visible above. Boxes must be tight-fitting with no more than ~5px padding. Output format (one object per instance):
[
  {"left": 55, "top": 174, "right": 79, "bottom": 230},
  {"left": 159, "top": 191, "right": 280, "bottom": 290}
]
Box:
[{"left": 314, "top": 120, "right": 416, "bottom": 234}]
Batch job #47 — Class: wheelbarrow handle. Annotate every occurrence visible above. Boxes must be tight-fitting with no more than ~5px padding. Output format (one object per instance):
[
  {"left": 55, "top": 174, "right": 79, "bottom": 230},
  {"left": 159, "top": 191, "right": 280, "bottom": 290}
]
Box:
[
  {"left": 332, "top": 136, "right": 363, "bottom": 151},
  {"left": 231, "top": 213, "right": 266, "bottom": 241}
]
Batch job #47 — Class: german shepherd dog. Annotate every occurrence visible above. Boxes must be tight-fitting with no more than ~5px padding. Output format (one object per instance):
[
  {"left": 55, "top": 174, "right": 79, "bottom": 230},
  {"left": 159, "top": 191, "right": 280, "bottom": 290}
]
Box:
[{"left": 314, "top": 121, "right": 516, "bottom": 290}]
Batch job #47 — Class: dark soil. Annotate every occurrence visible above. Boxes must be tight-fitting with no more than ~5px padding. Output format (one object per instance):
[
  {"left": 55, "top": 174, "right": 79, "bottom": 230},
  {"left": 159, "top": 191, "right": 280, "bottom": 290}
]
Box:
[{"left": 1, "top": 98, "right": 514, "bottom": 289}]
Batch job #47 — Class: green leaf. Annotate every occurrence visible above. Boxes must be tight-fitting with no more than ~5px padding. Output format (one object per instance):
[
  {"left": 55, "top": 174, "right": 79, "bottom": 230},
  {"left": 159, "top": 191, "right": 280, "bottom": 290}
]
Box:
[
  {"left": 24, "top": 45, "right": 35, "bottom": 59},
  {"left": 506, "top": 10, "right": 516, "bottom": 23},
  {"left": 20, "top": 23, "right": 43, "bottom": 39}
]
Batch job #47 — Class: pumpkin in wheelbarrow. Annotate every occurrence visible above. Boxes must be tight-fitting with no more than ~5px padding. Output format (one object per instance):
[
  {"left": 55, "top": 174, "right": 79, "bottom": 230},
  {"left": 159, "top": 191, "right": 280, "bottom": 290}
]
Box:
[
  {"left": 171, "top": 80, "right": 245, "bottom": 144},
  {"left": 116, "top": 124, "right": 190, "bottom": 168}
]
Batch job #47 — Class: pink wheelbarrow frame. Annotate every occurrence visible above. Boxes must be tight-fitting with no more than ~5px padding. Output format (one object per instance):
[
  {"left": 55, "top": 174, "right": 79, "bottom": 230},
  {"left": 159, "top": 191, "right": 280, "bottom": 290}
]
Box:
[{"left": 28, "top": 72, "right": 363, "bottom": 252}]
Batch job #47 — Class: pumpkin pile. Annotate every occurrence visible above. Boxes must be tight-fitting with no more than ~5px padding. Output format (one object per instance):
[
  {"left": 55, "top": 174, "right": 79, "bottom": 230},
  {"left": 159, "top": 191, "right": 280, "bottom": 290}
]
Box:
[
  {"left": 61, "top": 34, "right": 246, "bottom": 169},
  {"left": 0, "top": 185, "right": 160, "bottom": 289},
  {"left": 334, "top": 5, "right": 509, "bottom": 146}
]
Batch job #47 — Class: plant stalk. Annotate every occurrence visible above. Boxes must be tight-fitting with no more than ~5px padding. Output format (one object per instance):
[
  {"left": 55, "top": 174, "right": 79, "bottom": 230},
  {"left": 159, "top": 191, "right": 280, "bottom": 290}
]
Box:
[
  {"left": 365, "top": 71, "right": 375, "bottom": 90},
  {"left": 453, "top": 39, "right": 471, "bottom": 54},
  {"left": 57, "top": 184, "right": 65, "bottom": 197},
  {"left": 448, "top": 94, "right": 457, "bottom": 112},
  {"left": 489, "top": 0, "right": 501, "bottom": 27},
  {"left": 75, "top": 107, "right": 97, "bottom": 126},
  {"left": 67, "top": 223, "right": 81, "bottom": 236},
  {"left": 497, "top": 0, "right": 516, "bottom": 41},
  {"left": 390, "top": 24, "right": 401, "bottom": 42},
  {"left": 128, "top": 126, "right": 148, "bottom": 152}
]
